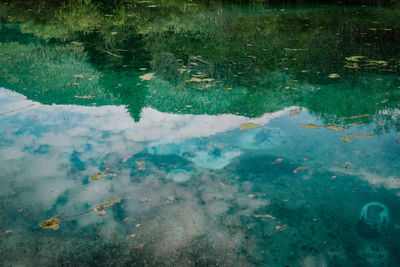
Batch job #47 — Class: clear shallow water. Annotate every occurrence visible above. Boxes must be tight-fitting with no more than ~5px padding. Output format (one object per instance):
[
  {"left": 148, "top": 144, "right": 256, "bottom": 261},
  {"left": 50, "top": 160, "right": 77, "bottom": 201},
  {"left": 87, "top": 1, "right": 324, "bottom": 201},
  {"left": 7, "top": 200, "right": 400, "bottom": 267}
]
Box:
[{"left": 0, "top": 1, "right": 400, "bottom": 266}]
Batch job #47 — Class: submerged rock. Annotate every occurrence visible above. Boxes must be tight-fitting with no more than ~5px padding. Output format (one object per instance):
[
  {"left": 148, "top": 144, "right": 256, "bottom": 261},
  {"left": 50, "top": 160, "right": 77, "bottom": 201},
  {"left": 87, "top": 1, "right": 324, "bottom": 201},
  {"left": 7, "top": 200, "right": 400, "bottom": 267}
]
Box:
[
  {"left": 360, "top": 201, "right": 389, "bottom": 228},
  {"left": 356, "top": 201, "right": 389, "bottom": 239}
]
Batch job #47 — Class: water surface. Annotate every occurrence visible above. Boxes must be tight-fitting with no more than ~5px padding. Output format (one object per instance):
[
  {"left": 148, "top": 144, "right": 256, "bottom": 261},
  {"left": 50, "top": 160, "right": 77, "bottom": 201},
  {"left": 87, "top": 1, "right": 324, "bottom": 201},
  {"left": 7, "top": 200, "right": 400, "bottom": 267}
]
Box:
[{"left": 0, "top": 1, "right": 400, "bottom": 266}]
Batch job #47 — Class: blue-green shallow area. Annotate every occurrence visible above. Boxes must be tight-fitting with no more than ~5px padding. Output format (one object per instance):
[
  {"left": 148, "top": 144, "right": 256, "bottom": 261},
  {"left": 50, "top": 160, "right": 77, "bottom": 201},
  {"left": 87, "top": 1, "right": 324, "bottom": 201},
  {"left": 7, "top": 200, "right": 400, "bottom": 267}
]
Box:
[{"left": 0, "top": 1, "right": 400, "bottom": 266}]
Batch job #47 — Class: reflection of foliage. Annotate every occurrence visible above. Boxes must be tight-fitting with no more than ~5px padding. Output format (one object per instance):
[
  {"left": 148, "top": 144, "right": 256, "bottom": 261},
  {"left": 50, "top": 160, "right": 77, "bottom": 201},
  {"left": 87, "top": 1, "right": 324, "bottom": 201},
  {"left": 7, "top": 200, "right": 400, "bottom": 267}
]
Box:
[{"left": 0, "top": 0, "right": 399, "bottom": 129}]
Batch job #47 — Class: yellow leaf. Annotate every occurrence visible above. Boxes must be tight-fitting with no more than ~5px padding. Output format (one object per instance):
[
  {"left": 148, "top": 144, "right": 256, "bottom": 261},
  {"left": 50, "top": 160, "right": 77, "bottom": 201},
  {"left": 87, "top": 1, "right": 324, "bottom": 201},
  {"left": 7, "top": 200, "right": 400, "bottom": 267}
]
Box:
[
  {"left": 139, "top": 73, "right": 155, "bottom": 81},
  {"left": 328, "top": 73, "right": 340, "bottom": 78},
  {"left": 270, "top": 158, "right": 283, "bottom": 164},
  {"left": 326, "top": 125, "right": 347, "bottom": 131},
  {"left": 39, "top": 217, "right": 60, "bottom": 230},
  {"left": 341, "top": 135, "right": 351, "bottom": 142},
  {"left": 345, "top": 56, "right": 365, "bottom": 62},
  {"left": 297, "top": 123, "right": 322, "bottom": 129},
  {"left": 253, "top": 214, "right": 276, "bottom": 219},
  {"left": 240, "top": 123, "right": 260, "bottom": 130}
]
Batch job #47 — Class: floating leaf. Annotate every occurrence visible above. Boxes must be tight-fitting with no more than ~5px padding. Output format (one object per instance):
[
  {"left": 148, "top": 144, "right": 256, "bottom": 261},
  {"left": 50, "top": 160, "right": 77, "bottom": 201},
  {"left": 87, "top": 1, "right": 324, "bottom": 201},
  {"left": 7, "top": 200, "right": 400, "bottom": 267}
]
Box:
[
  {"left": 297, "top": 123, "right": 322, "bottom": 129},
  {"left": 275, "top": 225, "right": 287, "bottom": 231},
  {"left": 89, "top": 168, "right": 111, "bottom": 181},
  {"left": 98, "top": 211, "right": 107, "bottom": 216},
  {"left": 240, "top": 123, "right": 260, "bottom": 130},
  {"left": 185, "top": 77, "right": 214, "bottom": 83},
  {"left": 253, "top": 214, "right": 276, "bottom": 219},
  {"left": 341, "top": 135, "right": 351, "bottom": 142},
  {"left": 165, "top": 195, "right": 175, "bottom": 204},
  {"left": 139, "top": 73, "right": 155, "bottom": 81},
  {"left": 219, "top": 182, "right": 227, "bottom": 187},
  {"left": 293, "top": 166, "right": 309, "bottom": 173},
  {"left": 248, "top": 194, "right": 256, "bottom": 198},
  {"left": 344, "top": 63, "right": 360, "bottom": 69},
  {"left": 135, "top": 243, "right": 144, "bottom": 250},
  {"left": 95, "top": 199, "right": 121, "bottom": 211},
  {"left": 345, "top": 56, "right": 365, "bottom": 62},
  {"left": 328, "top": 73, "right": 340, "bottom": 78},
  {"left": 39, "top": 217, "right": 60, "bottom": 230},
  {"left": 367, "top": 60, "right": 387, "bottom": 67},
  {"left": 339, "top": 114, "right": 370, "bottom": 120},
  {"left": 4, "top": 229, "right": 12, "bottom": 234},
  {"left": 270, "top": 158, "right": 283, "bottom": 164},
  {"left": 90, "top": 173, "right": 102, "bottom": 181},
  {"left": 136, "top": 161, "right": 145, "bottom": 170},
  {"left": 139, "top": 198, "right": 150, "bottom": 203},
  {"left": 326, "top": 125, "right": 347, "bottom": 131}
]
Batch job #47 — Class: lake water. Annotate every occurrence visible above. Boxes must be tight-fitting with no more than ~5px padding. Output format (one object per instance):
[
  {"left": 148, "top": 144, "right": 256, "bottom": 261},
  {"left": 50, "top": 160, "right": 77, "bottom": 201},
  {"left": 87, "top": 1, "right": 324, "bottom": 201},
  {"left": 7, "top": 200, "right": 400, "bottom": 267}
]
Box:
[{"left": 0, "top": 1, "right": 400, "bottom": 266}]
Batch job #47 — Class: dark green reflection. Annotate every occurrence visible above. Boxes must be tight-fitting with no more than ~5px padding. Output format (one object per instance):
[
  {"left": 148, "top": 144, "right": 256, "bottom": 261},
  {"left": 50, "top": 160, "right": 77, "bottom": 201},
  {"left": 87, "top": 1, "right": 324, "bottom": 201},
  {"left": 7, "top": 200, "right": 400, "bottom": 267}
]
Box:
[{"left": 0, "top": 0, "right": 399, "bottom": 127}]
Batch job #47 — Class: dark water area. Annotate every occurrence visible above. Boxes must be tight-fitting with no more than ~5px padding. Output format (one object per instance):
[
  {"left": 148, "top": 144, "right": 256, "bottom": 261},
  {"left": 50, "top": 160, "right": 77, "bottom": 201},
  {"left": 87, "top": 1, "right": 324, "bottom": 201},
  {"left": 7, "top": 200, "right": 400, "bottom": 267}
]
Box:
[{"left": 0, "top": 1, "right": 400, "bottom": 266}]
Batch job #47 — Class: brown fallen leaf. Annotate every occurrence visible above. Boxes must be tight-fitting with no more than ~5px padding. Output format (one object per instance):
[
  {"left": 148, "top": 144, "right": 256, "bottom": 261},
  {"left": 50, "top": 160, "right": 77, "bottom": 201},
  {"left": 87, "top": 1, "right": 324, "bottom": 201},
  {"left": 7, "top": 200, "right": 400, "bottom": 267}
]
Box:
[
  {"left": 98, "top": 211, "right": 107, "bottom": 216},
  {"left": 328, "top": 73, "right": 340, "bottom": 78},
  {"left": 4, "top": 229, "right": 12, "bottom": 234},
  {"left": 139, "top": 73, "right": 155, "bottom": 81},
  {"left": 270, "top": 158, "right": 283, "bottom": 164},
  {"left": 165, "top": 195, "right": 175, "bottom": 204},
  {"left": 340, "top": 135, "right": 351, "bottom": 142},
  {"left": 219, "top": 182, "right": 227, "bottom": 187},
  {"left": 248, "top": 194, "right": 256, "bottom": 198},
  {"left": 276, "top": 225, "right": 287, "bottom": 231},
  {"left": 139, "top": 198, "right": 150, "bottom": 203},
  {"left": 135, "top": 243, "right": 144, "bottom": 250},
  {"left": 136, "top": 161, "right": 145, "bottom": 170},
  {"left": 293, "top": 166, "right": 309, "bottom": 173},
  {"left": 253, "top": 214, "right": 276, "bottom": 219}
]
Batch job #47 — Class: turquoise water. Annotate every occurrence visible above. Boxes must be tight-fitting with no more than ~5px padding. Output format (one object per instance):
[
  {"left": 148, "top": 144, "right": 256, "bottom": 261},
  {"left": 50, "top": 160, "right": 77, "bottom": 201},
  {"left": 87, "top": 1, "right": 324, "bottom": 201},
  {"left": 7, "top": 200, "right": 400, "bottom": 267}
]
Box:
[{"left": 1, "top": 1, "right": 400, "bottom": 266}]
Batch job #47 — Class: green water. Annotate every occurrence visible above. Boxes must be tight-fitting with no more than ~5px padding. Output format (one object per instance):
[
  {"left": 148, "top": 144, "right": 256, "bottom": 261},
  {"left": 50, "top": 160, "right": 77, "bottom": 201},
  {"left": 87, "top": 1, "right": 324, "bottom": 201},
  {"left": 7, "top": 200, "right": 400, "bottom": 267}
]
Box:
[{"left": 0, "top": 1, "right": 400, "bottom": 266}]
